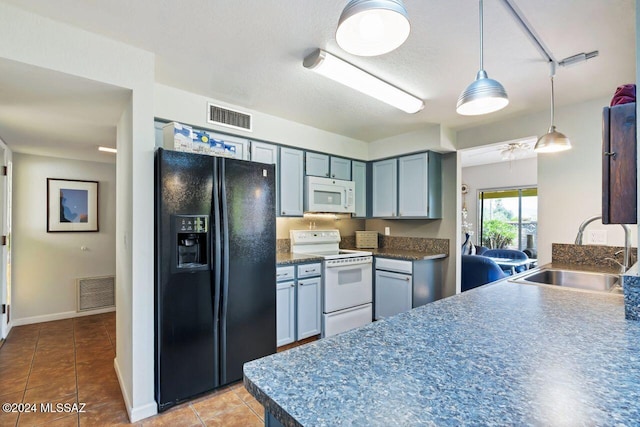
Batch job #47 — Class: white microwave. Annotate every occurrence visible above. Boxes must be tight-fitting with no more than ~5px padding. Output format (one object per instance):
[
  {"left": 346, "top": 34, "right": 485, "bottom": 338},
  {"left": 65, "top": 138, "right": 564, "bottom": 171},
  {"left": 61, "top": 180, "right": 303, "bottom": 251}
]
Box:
[{"left": 304, "top": 176, "right": 355, "bottom": 213}]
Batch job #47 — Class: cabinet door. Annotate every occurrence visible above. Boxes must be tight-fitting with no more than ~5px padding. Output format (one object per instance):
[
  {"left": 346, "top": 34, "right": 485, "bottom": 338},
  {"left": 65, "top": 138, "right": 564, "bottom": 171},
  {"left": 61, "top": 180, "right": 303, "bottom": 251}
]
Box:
[
  {"left": 372, "top": 159, "right": 397, "bottom": 217},
  {"left": 603, "top": 103, "right": 637, "bottom": 224},
  {"left": 330, "top": 157, "right": 352, "bottom": 180},
  {"left": 250, "top": 141, "right": 278, "bottom": 164},
  {"left": 305, "top": 152, "right": 329, "bottom": 177},
  {"left": 210, "top": 132, "right": 249, "bottom": 160},
  {"left": 374, "top": 270, "right": 412, "bottom": 320},
  {"left": 352, "top": 161, "right": 367, "bottom": 218},
  {"left": 276, "top": 281, "right": 295, "bottom": 347},
  {"left": 279, "top": 147, "right": 304, "bottom": 216},
  {"left": 297, "top": 277, "right": 321, "bottom": 340},
  {"left": 398, "top": 153, "right": 428, "bottom": 217}
]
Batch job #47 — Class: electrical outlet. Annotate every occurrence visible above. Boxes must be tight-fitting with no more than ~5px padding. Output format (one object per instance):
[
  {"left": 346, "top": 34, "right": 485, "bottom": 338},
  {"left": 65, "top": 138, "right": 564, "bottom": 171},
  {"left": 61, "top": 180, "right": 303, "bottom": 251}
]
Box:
[
  {"left": 587, "top": 230, "right": 607, "bottom": 245},
  {"left": 384, "top": 227, "right": 390, "bottom": 236}
]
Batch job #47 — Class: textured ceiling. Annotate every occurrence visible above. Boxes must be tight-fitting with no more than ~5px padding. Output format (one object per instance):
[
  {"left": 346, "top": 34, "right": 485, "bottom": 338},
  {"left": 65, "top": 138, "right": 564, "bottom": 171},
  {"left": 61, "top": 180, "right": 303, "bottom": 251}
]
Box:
[{"left": 0, "top": 0, "right": 635, "bottom": 161}]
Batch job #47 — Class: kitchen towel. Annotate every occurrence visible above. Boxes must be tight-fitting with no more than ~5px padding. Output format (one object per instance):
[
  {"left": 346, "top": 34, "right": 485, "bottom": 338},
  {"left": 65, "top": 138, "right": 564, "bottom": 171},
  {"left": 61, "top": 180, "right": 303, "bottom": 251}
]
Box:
[{"left": 610, "top": 83, "right": 636, "bottom": 106}]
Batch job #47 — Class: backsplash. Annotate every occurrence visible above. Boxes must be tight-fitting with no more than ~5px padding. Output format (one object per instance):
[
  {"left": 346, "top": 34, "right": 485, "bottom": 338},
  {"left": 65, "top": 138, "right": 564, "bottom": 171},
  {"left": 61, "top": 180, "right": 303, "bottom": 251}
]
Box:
[
  {"left": 378, "top": 235, "right": 449, "bottom": 255},
  {"left": 277, "top": 234, "right": 449, "bottom": 255},
  {"left": 552, "top": 243, "right": 638, "bottom": 268}
]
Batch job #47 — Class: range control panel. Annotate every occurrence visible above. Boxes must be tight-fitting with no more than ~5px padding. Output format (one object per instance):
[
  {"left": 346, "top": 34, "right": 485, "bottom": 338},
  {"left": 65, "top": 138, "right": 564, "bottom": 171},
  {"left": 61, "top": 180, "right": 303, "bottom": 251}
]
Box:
[{"left": 290, "top": 229, "right": 340, "bottom": 245}]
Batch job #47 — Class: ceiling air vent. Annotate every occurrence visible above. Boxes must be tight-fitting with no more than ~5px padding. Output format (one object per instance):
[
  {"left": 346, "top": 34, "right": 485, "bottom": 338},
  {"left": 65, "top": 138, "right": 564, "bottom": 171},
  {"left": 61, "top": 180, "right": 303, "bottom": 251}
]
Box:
[{"left": 207, "top": 102, "right": 252, "bottom": 132}]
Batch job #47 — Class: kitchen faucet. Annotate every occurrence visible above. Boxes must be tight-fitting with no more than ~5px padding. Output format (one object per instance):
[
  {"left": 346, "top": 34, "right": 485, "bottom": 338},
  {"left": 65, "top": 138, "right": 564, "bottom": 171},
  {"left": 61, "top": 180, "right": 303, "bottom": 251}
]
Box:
[{"left": 574, "top": 215, "right": 632, "bottom": 272}]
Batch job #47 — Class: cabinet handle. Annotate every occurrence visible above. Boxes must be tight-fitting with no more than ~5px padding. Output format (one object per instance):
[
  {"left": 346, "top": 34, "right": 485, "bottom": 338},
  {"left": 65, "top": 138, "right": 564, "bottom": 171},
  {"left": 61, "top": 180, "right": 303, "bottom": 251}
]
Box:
[
  {"left": 604, "top": 152, "right": 617, "bottom": 158},
  {"left": 332, "top": 174, "right": 335, "bottom": 178},
  {"left": 290, "top": 284, "right": 294, "bottom": 287},
  {"left": 325, "top": 173, "right": 329, "bottom": 177},
  {"left": 282, "top": 211, "right": 286, "bottom": 215}
]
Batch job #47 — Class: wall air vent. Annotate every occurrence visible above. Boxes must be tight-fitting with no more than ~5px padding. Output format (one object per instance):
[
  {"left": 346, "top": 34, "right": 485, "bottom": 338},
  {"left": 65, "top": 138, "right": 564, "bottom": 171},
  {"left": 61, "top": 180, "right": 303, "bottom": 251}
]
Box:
[
  {"left": 207, "top": 102, "right": 252, "bottom": 132},
  {"left": 77, "top": 276, "right": 115, "bottom": 312}
]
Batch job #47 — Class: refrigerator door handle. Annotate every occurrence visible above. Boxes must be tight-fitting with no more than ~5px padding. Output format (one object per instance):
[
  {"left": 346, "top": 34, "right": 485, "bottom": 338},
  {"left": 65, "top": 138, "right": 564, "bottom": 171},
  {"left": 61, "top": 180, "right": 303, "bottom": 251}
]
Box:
[
  {"left": 219, "top": 159, "right": 230, "bottom": 384},
  {"left": 212, "top": 158, "right": 222, "bottom": 388}
]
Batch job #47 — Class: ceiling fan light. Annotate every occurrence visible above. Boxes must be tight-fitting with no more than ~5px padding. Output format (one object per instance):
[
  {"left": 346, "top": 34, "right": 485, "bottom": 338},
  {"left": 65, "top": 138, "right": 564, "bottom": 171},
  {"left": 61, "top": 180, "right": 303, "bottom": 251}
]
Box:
[
  {"left": 456, "top": 70, "right": 509, "bottom": 115},
  {"left": 534, "top": 126, "right": 572, "bottom": 153},
  {"left": 336, "top": 0, "right": 410, "bottom": 56}
]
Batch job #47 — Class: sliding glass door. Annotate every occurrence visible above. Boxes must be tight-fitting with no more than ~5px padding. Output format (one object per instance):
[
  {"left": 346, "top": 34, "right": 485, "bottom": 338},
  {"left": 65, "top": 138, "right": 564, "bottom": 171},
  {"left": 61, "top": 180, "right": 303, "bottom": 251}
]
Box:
[{"left": 479, "top": 188, "right": 537, "bottom": 254}]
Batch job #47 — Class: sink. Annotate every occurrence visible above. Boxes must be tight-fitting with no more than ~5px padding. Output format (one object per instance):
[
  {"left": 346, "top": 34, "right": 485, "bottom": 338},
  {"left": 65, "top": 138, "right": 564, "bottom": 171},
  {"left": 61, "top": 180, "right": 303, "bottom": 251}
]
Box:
[{"left": 510, "top": 268, "right": 621, "bottom": 293}]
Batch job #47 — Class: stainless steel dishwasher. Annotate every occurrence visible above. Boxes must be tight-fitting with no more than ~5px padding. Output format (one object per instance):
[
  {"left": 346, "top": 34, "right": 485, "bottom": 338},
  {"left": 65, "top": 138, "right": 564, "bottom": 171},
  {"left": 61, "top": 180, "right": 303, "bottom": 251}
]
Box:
[{"left": 374, "top": 258, "right": 413, "bottom": 320}]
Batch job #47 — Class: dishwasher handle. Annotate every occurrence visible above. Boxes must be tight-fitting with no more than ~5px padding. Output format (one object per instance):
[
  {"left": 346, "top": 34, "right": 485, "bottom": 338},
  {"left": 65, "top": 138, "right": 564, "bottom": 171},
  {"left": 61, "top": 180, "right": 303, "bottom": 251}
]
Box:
[{"left": 376, "top": 271, "right": 411, "bottom": 281}]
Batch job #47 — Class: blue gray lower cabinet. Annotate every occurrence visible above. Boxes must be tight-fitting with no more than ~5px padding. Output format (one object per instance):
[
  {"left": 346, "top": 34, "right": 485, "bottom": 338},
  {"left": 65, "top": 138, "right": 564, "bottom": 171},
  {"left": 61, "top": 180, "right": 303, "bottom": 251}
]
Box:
[{"left": 244, "top": 279, "right": 640, "bottom": 426}]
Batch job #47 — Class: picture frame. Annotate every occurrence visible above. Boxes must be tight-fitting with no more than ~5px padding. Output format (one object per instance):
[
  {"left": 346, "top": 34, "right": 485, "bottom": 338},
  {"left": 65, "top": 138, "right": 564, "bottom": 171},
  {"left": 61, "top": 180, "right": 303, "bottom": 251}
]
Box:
[{"left": 47, "top": 178, "right": 99, "bottom": 232}]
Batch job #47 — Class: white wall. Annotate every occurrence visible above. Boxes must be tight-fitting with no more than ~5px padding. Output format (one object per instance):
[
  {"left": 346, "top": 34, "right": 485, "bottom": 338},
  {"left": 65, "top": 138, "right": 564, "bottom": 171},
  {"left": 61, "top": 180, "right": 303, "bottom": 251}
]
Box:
[
  {"left": 155, "top": 84, "right": 369, "bottom": 160},
  {"left": 12, "top": 153, "right": 116, "bottom": 321},
  {"left": 456, "top": 96, "right": 637, "bottom": 264},
  {"left": 462, "top": 157, "right": 537, "bottom": 239},
  {"left": 0, "top": 3, "right": 157, "bottom": 421}
]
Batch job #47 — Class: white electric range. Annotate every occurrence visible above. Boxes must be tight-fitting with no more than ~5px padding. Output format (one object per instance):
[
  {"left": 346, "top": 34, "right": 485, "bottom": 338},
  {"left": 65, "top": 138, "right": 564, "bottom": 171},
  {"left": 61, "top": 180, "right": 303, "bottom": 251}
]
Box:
[{"left": 290, "top": 230, "right": 373, "bottom": 337}]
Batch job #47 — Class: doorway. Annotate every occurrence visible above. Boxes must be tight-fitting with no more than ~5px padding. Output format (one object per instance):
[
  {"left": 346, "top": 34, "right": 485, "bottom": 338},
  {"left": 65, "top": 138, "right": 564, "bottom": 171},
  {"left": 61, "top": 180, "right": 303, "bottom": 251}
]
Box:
[{"left": 0, "top": 142, "right": 12, "bottom": 340}]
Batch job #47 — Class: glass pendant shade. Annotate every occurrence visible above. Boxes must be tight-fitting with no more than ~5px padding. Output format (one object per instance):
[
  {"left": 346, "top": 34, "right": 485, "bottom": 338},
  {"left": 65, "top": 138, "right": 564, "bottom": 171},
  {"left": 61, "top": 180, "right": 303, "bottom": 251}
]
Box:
[
  {"left": 336, "top": 0, "right": 410, "bottom": 56},
  {"left": 456, "top": 70, "right": 509, "bottom": 115}
]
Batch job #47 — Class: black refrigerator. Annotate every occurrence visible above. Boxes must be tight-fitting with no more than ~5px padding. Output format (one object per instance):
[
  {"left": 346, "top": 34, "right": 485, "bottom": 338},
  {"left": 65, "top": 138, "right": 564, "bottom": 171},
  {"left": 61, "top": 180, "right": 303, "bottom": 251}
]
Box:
[{"left": 154, "top": 148, "right": 276, "bottom": 412}]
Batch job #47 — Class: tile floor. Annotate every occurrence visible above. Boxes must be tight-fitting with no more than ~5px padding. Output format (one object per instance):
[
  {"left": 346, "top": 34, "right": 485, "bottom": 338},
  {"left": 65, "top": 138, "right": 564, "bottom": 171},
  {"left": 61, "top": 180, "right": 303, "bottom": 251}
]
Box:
[{"left": 0, "top": 312, "right": 279, "bottom": 426}]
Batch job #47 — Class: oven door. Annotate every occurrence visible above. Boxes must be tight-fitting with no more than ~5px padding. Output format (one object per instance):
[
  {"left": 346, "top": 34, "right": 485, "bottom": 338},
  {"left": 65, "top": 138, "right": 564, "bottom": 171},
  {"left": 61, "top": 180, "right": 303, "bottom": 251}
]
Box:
[{"left": 323, "top": 257, "right": 372, "bottom": 313}]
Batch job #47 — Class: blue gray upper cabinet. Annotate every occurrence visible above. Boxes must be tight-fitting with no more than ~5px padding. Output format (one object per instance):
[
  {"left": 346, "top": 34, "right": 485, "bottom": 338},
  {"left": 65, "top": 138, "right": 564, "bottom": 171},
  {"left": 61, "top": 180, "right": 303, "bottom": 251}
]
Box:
[
  {"left": 305, "top": 152, "right": 330, "bottom": 177},
  {"left": 372, "top": 152, "right": 441, "bottom": 219},
  {"left": 251, "top": 141, "right": 279, "bottom": 213},
  {"left": 329, "top": 157, "right": 351, "bottom": 180},
  {"left": 372, "top": 158, "right": 398, "bottom": 217},
  {"left": 398, "top": 152, "right": 442, "bottom": 219},
  {"left": 351, "top": 161, "right": 367, "bottom": 218},
  {"left": 250, "top": 141, "right": 278, "bottom": 164},
  {"left": 305, "top": 152, "right": 351, "bottom": 181},
  {"left": 279, "top": 147, "right": 304, "bottom": 216}
]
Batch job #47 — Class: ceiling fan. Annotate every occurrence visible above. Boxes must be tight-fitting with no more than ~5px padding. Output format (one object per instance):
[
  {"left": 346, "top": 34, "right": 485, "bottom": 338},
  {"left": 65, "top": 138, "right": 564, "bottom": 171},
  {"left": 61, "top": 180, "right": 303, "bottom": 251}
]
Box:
[{"left": 499, "top": 142, "right": 533, "bottom": 161}]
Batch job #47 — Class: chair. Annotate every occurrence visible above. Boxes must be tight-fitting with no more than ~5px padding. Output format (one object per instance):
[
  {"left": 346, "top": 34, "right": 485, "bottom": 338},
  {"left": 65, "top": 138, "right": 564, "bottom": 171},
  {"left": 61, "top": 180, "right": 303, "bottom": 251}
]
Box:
[
  {"left": 474, "top": 245, "right": 489, "bottom": 255},
  {"left": 461, "top": 255, "right": 507, "bottom": 292},
  {"left": 482, "top": 249, "right": 529, "bottom": 274}
]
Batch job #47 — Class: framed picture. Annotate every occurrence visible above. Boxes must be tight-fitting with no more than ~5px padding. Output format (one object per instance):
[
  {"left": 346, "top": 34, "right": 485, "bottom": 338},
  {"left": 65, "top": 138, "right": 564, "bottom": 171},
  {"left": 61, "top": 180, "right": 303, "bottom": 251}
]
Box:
[{"left": 47, "top": 178, "right": 99, "bottom": 232}]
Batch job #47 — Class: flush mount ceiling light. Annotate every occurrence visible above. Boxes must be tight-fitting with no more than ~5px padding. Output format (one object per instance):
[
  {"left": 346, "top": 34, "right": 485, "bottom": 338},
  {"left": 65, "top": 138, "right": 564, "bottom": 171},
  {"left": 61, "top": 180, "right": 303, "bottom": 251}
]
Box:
[
  {"left": 534, "top": 62, "right": 571, "bottom": 153},
  {"left": 303, "top": 48, "right": 424, "bottom": 113},
  {"left": 336, "top": 0, "right": 410, "bottom": 56},
  {"left": 456, "top": 0, "right": 508, "bottom": 116}
]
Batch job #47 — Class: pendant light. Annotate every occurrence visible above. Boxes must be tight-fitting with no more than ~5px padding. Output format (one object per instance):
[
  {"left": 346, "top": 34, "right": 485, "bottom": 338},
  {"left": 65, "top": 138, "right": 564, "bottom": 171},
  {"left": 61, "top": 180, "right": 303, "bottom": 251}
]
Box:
[
  {"left": 534, "top": 62, "right": 571, "bottom": 153},
  {"left": 336, "top": 0, "right": 410, "bottom": 57},
  {"left": 456, "top": 0, "right": 508, "bottom": 116}
]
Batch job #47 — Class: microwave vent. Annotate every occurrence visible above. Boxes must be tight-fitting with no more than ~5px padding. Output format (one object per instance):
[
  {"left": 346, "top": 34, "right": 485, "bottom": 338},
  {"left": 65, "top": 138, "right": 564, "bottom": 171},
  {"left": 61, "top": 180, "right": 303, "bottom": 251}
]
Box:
[{"left": 207, "top": 103, "right": 252, "bottom": 132}]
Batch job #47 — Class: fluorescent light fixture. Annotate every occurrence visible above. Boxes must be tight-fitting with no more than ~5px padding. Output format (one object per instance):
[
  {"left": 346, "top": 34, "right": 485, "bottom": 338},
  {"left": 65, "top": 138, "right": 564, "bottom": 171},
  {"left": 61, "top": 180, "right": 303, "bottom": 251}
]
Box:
[
  {"left": 457, "top": 0, "right": 508, "bottom": 116},
  {"left": 336, "top": 0, "right": 411, "bottom": 56},
  {"left": 303, "top": 48, "right": 424, "bottom": 114},
  {"left": 98, "top": 146, "right": 117, "bottom": 154}
]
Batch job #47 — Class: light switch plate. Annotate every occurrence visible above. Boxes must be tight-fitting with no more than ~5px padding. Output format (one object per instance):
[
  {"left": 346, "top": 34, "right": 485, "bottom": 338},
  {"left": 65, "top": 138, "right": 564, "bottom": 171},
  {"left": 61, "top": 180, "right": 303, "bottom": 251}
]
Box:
[{"left": 587, "top": 230, "right": 607, "bottom": 245}]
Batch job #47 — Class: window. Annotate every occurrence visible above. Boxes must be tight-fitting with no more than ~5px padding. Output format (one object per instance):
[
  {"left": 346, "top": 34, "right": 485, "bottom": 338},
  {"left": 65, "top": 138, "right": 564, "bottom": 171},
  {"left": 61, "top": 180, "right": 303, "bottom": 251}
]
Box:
[{"left": 478, "top": 188, "right": 537, "bottom": 253}]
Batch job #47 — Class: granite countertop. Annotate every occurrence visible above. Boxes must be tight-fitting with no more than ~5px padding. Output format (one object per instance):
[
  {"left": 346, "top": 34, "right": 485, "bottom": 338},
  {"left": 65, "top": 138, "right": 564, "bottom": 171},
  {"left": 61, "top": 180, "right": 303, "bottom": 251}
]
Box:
[
  {"left": 276, "top": 253, "right": 323, "bottom": 266},
  {"left": 367, "top": 248, "right": 447, "bottom": 261},
  {"left": 244, "top": 278, "right": 640, "bottom": 426}
]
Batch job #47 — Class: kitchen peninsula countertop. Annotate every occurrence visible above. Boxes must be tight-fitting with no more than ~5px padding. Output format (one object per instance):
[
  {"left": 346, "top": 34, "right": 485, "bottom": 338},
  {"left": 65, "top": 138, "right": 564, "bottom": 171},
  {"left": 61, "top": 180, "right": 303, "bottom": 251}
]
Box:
[
  {"left": 276, "top": 253, "right": 323, "bottom": 266},
  {"left": 244, "top": 279, "right": 640, "bottom": 426}
]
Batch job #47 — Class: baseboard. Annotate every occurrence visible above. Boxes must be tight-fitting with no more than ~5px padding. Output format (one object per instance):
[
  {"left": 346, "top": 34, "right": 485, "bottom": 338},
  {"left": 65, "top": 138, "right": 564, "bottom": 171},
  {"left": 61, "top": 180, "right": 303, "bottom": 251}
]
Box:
[
  {"left": 11, "top": 307, "right": 116, "bottom": 326},
  {"left": 114, "top": 358, "right": 158, "bottom": 423}
]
